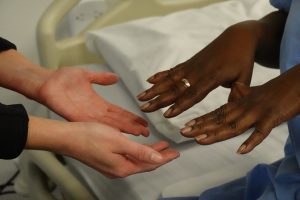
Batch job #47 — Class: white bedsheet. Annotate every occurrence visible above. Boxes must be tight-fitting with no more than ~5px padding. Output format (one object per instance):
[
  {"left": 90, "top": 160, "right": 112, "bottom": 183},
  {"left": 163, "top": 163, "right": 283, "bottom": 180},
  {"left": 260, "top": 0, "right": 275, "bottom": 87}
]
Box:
[{"left": 86, "top": 0, "right": 276, "bottom": 143}]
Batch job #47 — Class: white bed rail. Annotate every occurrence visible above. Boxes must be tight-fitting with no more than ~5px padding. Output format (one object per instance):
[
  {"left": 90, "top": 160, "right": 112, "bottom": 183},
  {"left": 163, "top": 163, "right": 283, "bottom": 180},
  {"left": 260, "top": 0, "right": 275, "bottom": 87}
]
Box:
[{"left": 17, "top": 150, "right": 95, "bottom": 200}]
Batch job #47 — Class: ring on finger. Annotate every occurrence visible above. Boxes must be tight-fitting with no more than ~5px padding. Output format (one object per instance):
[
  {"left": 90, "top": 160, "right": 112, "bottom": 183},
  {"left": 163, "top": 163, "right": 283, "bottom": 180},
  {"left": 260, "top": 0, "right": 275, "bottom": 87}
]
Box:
[{"left": 181, "top": 78, "right": 191, "bottom": 88}]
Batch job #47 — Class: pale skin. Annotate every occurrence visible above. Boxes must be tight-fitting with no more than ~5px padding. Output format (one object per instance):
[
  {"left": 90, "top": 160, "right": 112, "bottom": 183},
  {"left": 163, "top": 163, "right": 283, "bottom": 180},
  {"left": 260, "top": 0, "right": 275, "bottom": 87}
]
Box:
[
  {"left": 0, "top": 49, "right": 149, "bottom": 136},
  {"left": 0, "top": 49, "right": 179, "bottom": 178},
  {"left": 27, "top": 116, "right": 179, "bottom": 178},
  {"left": 138, "top": 11, "right": 300, "bottom": 154}
]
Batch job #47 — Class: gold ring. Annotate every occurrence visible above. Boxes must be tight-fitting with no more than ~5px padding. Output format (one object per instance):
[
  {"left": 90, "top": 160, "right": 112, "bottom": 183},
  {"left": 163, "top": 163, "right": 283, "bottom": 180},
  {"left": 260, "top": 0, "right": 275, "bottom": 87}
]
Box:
[{"left": 181, "top": 78, "right": 191, "bottom": 88}]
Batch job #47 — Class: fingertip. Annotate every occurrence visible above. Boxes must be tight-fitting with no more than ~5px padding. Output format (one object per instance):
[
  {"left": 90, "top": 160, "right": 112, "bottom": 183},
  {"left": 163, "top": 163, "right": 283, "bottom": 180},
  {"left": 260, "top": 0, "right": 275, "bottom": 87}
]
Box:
[
  {"left": 175, "top": 151, "right": 181, "bottom": 158},
  {"left": 140, "top": 102, "right": 151, "bottom": 111},
  {"left": 146, "top": 71, "right": 168, "bottom": 84},
  {"left": 237, "top": 144, "right": 247, "bottom": 154},
  {"left": 151, "top": 141, "right": 170, "bottom": 151},
  {"left": 134, "top": 117, "right": 148, "bottom": 128},
  {"left": 142, "top": 129, "right": 150, "bottom": 137},
  {"left": 164, "top": 150, "right": 181, "bottom": 160},
  {"left": 163, "top": 107, "right": 175, "bottom": 118},
  {"left": 102, "top": 71, "right": 119, "bottom": 78},
  {"left": 107, "top": 73, "right": 119, "bottom": 83},
  {"left": 91, "top": 72, "right": 119, "bottom": 85},
  {"left": 147, "top": 76, "right": 156, "bottom": 84},
  {"left": 163, "top": 107, "right": 181, "bottom": 118},
  {"left": 185, "top": 120, "right": 196, "bottom": 127},
  {"left": 137, "top": 91, "right": 147, "bottom": 100},
  {"left": 158, "top": 140, "right": 170, "bottom": 147},
  {"left": 180, "top": 126, "right": 193, "bottom": 137},
  {"left": 128, "top": 131, "right": 141, "bottom": 136},
  {"left": 236, "top": 144, "right": 254, "bottom": 154},
  {"left": 137, "top": 91, "right": 154, "bottom": 102},
  {"left": 195, "top": 134, "right": 208, "bottom": 143}
]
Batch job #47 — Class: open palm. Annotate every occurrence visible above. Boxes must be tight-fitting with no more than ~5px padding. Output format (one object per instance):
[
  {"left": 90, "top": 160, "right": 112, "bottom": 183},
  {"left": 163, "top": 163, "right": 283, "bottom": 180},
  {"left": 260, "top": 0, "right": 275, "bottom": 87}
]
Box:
[{"left": 38, "top": 67, "right": 149, "bottom": 136}]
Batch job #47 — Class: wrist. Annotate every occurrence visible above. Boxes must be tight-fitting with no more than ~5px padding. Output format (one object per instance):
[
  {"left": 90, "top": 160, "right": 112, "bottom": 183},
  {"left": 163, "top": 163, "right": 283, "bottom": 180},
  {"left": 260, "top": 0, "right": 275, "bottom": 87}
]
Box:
[
  {"left": 0, "top": 50, "right": 54, "bottom": 100},
  {"left": 26, "top": 116, "right": 79, "bottom": 156},
  {"left": 226, "top": 20, "right": 262, "bottom": 51}
]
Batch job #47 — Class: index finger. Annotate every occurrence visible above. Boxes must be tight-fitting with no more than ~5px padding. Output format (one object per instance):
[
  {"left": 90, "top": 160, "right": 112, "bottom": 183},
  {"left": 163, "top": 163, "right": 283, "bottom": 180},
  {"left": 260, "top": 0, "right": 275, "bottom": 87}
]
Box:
[{"left": 137, "top": 67, "right": 186, "bottom": 101}]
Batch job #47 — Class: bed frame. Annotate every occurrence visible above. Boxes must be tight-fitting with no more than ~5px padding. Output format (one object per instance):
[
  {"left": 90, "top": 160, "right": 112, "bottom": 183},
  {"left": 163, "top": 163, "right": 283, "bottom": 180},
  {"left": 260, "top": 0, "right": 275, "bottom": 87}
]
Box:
[{"left": 18, "top": 0, "right": 229, "bottom": 199}]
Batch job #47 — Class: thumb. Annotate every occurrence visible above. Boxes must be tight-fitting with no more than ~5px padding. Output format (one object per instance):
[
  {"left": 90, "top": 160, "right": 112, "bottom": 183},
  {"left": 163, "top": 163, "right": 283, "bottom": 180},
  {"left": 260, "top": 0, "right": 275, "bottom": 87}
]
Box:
[
  {"left": 89, "top": 72, "right": 119, "bottom": 85},
  {"left": 228, "top": 82, "right": 252, "bottom": 102},
  {"left": 122, "top": 139, "right": 164, "bottom": 164}
]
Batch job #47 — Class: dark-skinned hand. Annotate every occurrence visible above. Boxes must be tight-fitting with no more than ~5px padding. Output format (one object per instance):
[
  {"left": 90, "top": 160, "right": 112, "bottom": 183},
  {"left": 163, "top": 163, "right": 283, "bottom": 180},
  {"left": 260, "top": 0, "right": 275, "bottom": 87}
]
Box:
[
  {"left": 137, "top": 23, "right": 258, "bottom": 118},
  {"left": 180, "top": 65, "right": 300, "bottom": 154}
]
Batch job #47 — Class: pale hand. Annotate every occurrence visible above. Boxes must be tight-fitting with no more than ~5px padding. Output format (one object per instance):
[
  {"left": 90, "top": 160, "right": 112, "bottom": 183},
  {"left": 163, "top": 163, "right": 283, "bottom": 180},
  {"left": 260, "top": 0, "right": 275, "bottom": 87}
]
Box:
[
  {"left": 69, "top": 122, "right": 180, "bottom": 178},
  {"left": 38, "top": 67, "right": 149, "bottom": 136}
]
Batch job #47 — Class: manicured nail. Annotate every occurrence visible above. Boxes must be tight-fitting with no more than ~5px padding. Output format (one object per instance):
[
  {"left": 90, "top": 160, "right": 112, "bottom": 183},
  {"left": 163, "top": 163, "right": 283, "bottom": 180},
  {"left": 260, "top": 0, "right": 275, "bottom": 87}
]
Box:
[
  {"left": 181, "top": 127, "right": 192, "bottom": 135},
  {"left": 164, "top": 108, "right": 173, "bottom": 117},
  {"left": 185, "top": 120, "right": 196, "bottom": 127},
  {"left": 137, "top": 91, "right": 147, "bottom": 99},
  {"left": 150, "top": 152, "right": 163, "bottom": 163},
  {"left": 140, "top": 103, "right": 151, "bottom": 110},
  {"left": 195, "top": 134, "right": 207, "bottom": 141},
  {"left": 237, "top": 144, "right": 247, "bottom": 154}
]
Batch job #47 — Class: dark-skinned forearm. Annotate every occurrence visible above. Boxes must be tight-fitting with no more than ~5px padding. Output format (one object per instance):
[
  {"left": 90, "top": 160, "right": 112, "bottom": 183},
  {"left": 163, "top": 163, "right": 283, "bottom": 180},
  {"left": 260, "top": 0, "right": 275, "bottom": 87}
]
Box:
[
  {"left": 255, "top": 10, "right": 288, "bottom": 68},
  {"left": 227, "top": 11, "right": 287, "bottom": 69}
]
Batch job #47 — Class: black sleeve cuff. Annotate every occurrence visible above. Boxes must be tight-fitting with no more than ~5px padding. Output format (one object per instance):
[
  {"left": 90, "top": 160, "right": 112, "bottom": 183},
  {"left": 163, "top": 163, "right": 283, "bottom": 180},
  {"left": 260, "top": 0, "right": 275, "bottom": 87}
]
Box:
[
  {"left": 0, "top": 103, "right": 29, "bottom": 159},
  {"left": 0, "top": 37, "right": 17, "bottom": 52}
]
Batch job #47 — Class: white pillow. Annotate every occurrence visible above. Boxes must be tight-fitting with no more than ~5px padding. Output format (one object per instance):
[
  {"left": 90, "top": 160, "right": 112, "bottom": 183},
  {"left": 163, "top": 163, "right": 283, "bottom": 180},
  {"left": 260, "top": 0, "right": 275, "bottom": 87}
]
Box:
[{"left": 86, "top": 0, "right": 278, "bottom": 143}]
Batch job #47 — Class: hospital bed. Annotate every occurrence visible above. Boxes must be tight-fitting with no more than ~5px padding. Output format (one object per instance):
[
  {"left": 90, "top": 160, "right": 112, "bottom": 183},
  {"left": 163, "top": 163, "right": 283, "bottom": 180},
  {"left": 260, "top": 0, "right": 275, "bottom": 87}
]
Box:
[{"left": 16, "top": 0, "right": 288, "bottom": 199}]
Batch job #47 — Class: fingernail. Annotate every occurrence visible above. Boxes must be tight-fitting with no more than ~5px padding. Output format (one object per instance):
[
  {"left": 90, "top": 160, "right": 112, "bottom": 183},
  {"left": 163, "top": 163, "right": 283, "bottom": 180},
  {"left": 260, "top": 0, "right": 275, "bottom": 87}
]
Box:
[
  {"left": 140, "top": 103, "right": 151, "bottom": 110},
  {"left": 195, "top": 134, "right": 207, "bottom": 141},
  {"left": 137, "top": 91, "right": 147, "bottom": 99},
  {"left": 237, "top": 144, "right": 247, "bottom": 154},
  {"left": 164, "top": 108, "right": 173, "bottom": 117},
  {"left": 181, "top": 126, "right": 192, "bottom": 135},
  {"left": 185, "top": 120, "right": 196, "bottom": 127},
  {"left": 150, "top": 152, "right": 163, "bottom": 163}
]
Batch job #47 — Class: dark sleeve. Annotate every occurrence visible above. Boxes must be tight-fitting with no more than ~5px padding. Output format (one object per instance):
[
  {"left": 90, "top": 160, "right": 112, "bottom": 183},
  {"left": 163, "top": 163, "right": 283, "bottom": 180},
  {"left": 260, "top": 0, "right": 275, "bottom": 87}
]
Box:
[
  {"left": 0, "top": 103, "right": 29, "bottom": 159},
  {"left": 0, "top": 37, "right": 17, "bottom": 52}
]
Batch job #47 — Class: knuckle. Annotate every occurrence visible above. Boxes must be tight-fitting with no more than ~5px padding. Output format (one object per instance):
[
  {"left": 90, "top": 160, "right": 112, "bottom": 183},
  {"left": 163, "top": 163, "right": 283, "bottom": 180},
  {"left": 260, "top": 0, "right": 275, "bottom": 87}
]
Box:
[
  {"left": 195, "top": 123, "right": 204, "bottom": 130},
  {"left": 269, "top": 110, "right": 285, "bottom": 127},
  {"left": 170, "top": 84, "right": 181, "bottom": 95},
  {"left": 252, "top": 129, "right": 267, "bottom": 145},
  {"left": 136, "top": 147, "right": 148, "bottom": 161},
  {"left": 185, "top": 88, "right": 197, "bottom": 98},
  {"left": 229, "top": 120, "right": 238, "bottom": 130},
  {"left": 175, "top": 89, "right": 200, "bottom": 109},
  {"left": 213, "top": 106, "right": 227, "bottom": 125},
  {"left": 195, "top": 138, "right": 209, "bottom": 145},
  {"left": 168, "top": 68, "right": 185, "bottom": 82}
]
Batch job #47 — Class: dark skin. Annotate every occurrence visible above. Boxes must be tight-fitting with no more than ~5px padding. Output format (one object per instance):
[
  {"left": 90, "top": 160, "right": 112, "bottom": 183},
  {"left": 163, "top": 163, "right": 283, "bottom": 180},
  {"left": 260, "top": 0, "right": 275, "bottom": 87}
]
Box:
[{"left": 137, "top": 11, "right": 300, "bottom": 153}]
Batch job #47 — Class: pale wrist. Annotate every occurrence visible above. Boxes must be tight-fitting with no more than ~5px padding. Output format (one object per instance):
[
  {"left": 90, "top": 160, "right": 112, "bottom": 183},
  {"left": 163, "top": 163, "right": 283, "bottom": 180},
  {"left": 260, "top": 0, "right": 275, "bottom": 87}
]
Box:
[
  {"left": 28, "top": 67, "right": 54, "bottom": 102},
  {"left": 0, "top": 50, "right": 54, "bottom": 101},
  {"left": 26, "top": 116, "right": 80, "bottom": 156}
]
